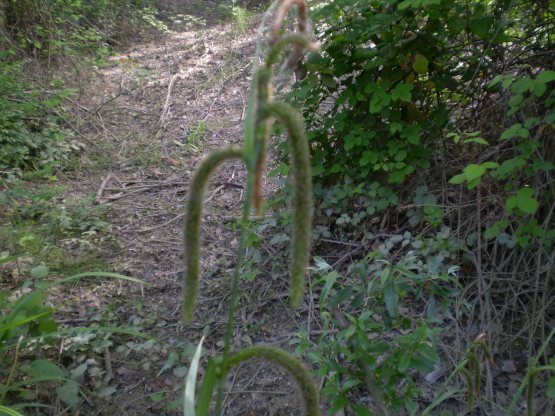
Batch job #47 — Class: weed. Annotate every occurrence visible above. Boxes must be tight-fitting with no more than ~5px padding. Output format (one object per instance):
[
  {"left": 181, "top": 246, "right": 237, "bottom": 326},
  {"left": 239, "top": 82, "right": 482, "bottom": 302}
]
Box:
[
  {"left": 182, "top": 1, "right": 320, "bottom": 414},
  {"left": 186, "top": 121, "right": 206, "bottom": 153}
]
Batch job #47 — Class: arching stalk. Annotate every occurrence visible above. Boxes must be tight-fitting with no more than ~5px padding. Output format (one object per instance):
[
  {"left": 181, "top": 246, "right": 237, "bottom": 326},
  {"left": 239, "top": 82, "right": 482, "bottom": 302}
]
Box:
[
  {"left": 183, "top": 145, "right": 246, "bottom": 324},
  {"left": 266, "top": 102, "right": 312, "bottom": 307},
  {"left": 227, "top": 345, "right": 321, "bottom": 416},
  {"left": 182, "top": 1, "right": 320, "bottom": 415}
]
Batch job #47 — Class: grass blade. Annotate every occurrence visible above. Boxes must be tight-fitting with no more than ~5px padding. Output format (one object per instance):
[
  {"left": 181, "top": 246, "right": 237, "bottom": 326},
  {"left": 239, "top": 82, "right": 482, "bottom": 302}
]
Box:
[
  {"left": 184, "top": 336, "right": 204, "bottom": 416},
  {"left": 0, "top": 405, "right": 25, "bottom": 416}
]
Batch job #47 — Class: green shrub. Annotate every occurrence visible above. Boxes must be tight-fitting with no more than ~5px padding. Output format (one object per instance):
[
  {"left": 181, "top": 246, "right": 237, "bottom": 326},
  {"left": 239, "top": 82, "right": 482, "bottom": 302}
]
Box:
[
  {"left": 0, "top": 53, "right": 78, "bottom": 179},
  {"left": 293, "top": 228, "right": 461, "bottom": 414},
  {"left": 293, "top": 0, "right": 551, "bottom": 187}
]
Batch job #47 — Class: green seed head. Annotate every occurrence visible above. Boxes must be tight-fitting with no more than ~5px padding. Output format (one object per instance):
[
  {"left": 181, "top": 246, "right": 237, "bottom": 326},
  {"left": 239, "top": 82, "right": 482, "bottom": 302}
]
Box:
[{"left": 183, "top": 146, "right": 246, "bottom": 324}]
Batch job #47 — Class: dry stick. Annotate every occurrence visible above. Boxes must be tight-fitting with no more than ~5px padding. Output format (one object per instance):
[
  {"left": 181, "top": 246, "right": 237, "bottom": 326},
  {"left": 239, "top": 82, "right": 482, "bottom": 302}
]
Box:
[
  {"left": 1, "top": 335, "right": 24, "bottom": 403},
  {"left": 156, "top": 73, "right": 181, "bottom": 139},
  {"left": 270, "top": 0, "right": 309, "bottom": 45},
  {"left": 136, "top": 184, "right": 225, "bottom": 233},
  {"left": 474, "top": 186, "right": 487, "bottom": 401},
  {"left": 95, "top": 173, "right": 112, "bottom": 203}
]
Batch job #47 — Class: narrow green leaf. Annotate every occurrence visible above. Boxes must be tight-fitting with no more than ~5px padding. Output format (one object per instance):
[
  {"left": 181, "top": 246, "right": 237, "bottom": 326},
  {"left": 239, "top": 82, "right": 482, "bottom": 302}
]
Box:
[
  {"left": 196, "top": 359, "right": 218, "bottom": 416},
  {"left": 49, "top": 272, "right": 150, "bottom": 287},
  {"left": 384, "top": 280, "right": 398, "bottom": 317},
  {"left": 547, "top": 377, "right": 555, "bottom": 398},
  {"left": 0, "top": 405, "right": 25, "bottom": 416},
  {"left": 421, "top": 389, "right": 458, "bottom": 416},
  {"left": 184, "top": 336, "right": 205, "bottom": 416}
]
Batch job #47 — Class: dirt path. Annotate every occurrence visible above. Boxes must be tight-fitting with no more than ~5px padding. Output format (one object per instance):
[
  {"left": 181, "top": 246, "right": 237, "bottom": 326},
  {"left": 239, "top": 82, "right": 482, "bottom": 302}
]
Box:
[{"left": 61, "top": 7, "right": 308, "bottom": 415}]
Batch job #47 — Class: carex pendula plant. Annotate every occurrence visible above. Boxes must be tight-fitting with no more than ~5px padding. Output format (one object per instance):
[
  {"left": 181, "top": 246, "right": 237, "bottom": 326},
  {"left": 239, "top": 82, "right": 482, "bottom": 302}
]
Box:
[{"left": 181, "top": 1, "right": 320, "bottom": 415}]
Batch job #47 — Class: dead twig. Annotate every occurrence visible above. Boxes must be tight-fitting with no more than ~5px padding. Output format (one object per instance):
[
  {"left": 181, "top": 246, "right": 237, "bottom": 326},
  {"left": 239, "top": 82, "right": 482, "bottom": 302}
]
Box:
[
  {"left": 156, "top": 73, "right": 181, "bottom": 139},
  {"left": 95, "top": 174, "right": 112, "bottom": 203},
  {"left": 135, "top": 184, "right": 225, "bottom": 233}
]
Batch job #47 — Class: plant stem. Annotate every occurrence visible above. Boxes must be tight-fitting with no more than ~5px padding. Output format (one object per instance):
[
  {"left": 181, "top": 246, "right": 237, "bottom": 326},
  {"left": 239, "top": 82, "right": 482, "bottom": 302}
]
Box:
[{"left": 1, "top": 335, "right": 23, "bottom": 403}]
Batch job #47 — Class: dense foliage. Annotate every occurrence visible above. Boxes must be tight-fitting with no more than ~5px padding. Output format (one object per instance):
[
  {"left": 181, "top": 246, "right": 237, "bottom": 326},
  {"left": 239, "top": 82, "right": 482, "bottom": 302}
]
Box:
[
  {"left": 0, "top": 0, "right": 163, "bottom": 180},
  {"left": 284, "top": 0, "right": 554, "bottom": 413}
]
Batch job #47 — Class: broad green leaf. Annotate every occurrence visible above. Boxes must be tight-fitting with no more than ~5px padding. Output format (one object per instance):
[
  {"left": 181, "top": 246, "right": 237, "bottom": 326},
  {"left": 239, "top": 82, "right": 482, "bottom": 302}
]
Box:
[
  {"left": 500, "top": 124, "right": 528, "bottom": 140},
  {"left": 447, "top": 16, "right": 465, "bottom": 35},
  {"left": 506, "top": 188, "right": 539, "bottom": 215},
  {"left": 30, "top": 264, "right": 49, "bottom": 279},
  {"left": 173, "top": 366, "right": 188, "bottom": 377},
  {"left": 402, "top": 124, "right": 420, "bottom": 145},
  {"left": 448, "top": 173, "right": 465, "bottom": 185},
  {"left": 369, "top": 88, "right": 391, "bottom": 113},
  {"left": 23, "top": 359, "right": 66, "bottom": 378},
  {"left": 485, "top": 220, "right": 509, "bottom": 240},
  {"left": 341, "top": 378, "right": 361, "bottom": 391},
  {"left": 352, "top": 404, "right": 373, "bottom": 416},
  {"left": 411, "top": 354, "right": 436, "bottom": 373},
  {"left": 488, "top": 74, "right": 504, "bottom": 88},
  {"left": 536, "top": 70, "right": 555, "bottom": 84},
  {"left": 149, "top": 391, "right": 164, "bottom": 402},
  {"left": 533, "top": 160, "right": 554, "bottom": 172},
  {"left": 492, "top": 157, "right": 526, "bottom": 179},
  {"left": 484, "top": 224, "right": 501, "bottom": 240},
  {"left": 398, "top": 353, "right": 411, "bottom": 373},
  {"left": 533, "top": 82, "right": 547, "bottom": 97},
  {"left": 469, "top": 16, "right": 494, "bottom": 39},
  {"left": 391, "top": 83, "right": 413, "bottom": 102},
  {"left": 320, "top": 271, "right": 339, "bottom": 310},
  {"left": 463, "top": 137, "right": 489, "bottom": 145},
  {"left": 71, "top": 363, "right": 88, "bottom": 382},
  {"left": 462, "top": 164, "right": 487, "bottom": 182},
  {"left": 511, "top": 77, "right": 534, "bottom": 94},
  {"left": 321, "top": 76, "right": 337, "bottom": 89},
  {"left": 413, "top": 54, "right": 429, "bottom": 75},
  {"left": 524, "top": 117, "right": 540, "bottom": 128},
  {"left": 329, "top": 287, "right": 353, "bottom": 308},
  {"left": 98, "top": 386, "right": 117, "bottom": 398},
  {"left": 157, "top": 351, "right": 179, "bottom": 377},
  {"left": 398, "top": 0, "right": 420, "bottom": 11},
  {"left": 481, "top": 162, "right": 499, "bottom": 169},
  {"left": 57, "top": 380, "right": 80, "bottom": 409}
]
